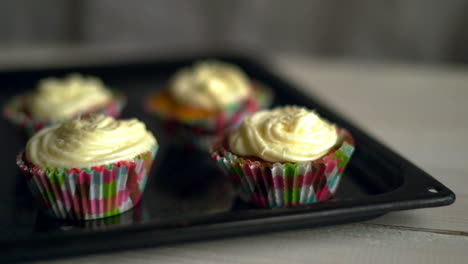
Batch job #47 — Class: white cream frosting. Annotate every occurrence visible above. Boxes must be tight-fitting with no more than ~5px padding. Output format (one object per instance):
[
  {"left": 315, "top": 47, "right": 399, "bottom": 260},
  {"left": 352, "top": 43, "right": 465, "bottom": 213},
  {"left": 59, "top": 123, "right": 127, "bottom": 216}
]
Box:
[
  {"left": 228, "top": 106, "right": 338, "bottom": 162},
  {"left": 169, "top": 60, "right": 250, "bottom": 111},
  {"left": 29, "top": 73, "right": 113, "bottom": 121},
  {"left": 26, "top": 114, "right": 157, "bottom": 169}
]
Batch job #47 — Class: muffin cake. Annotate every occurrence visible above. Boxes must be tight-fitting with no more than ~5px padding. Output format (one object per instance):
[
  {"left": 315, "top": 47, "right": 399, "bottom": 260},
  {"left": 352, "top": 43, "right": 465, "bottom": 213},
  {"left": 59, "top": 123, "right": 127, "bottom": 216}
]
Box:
[
  {"left": 145, "top": 60, "right": 271, "bottom": 150},
  {"left": 3, "top": 73, "right": 125, "bottom": 135},
  {"left": 16, "top": 114, "right": 157, "bottom": 220},
  {"left": 210, "top": 106, "right": 354, "bottom": 208}
]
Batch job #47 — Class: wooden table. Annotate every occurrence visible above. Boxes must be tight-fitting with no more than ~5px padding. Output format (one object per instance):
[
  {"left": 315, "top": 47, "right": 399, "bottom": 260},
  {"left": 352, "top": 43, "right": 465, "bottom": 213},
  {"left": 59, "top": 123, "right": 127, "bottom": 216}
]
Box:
[{"left": 2, "top": 48, "right": 467, "bottom": 263}]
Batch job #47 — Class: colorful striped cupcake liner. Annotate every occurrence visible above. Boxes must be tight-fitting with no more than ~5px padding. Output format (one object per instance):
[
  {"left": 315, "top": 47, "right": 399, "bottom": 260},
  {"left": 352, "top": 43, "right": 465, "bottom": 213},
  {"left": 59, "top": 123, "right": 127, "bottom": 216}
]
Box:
[
  {"left": 152, "top": 84, "right": 272, "bottom": 151},
  {"left": 211, "top": 130, "right": 354, "bottom": 208},
  {"left": 16, "top": 146, "right": 157, "bottom": 220},
  {"left": 165, "top": 107, "right": 251, "bottom": 151},
  {"left": 3, "top": 92, "right": 126, "bottom": 136}
]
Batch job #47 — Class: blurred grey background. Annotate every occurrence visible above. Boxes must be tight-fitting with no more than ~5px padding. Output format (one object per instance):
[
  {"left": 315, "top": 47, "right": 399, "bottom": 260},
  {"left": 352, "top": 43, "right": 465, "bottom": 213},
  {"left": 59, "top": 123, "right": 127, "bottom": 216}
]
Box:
[{"left": 1, "top": 0, "right": 467, "bottom": 63}]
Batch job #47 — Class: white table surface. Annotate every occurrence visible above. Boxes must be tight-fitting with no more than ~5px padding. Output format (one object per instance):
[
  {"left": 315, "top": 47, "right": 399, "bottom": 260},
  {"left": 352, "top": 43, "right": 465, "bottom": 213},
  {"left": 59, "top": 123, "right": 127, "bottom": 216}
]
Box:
[{"left": 1, "top": 47, "right": 467, "bottom": 263}]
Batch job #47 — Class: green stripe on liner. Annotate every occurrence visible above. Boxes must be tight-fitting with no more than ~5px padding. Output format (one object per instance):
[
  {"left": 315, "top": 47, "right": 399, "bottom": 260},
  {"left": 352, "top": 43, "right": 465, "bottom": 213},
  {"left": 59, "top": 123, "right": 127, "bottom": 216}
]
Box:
[
  {"left": 292, "top": 188, "right": 300, "bottom": 203},
  {"left": 49, "top": 171, "right": 67, "bottom": 186},
  {"left": 102, "top": 180, "right": 117, "bottom": 198},
  {"left": 104, "top": 164, "right": 114, "bottom": 170},
  {"left": 230, "top": 165, "right": 244, "bottom": 178},
  {"left": 103, "top": 207, "right": 120, "bottom": 217},
  {"left": 81, "top": 167, "right": 93, "bottom": 174},
  {"left": 284, "top": 163, "right": 298, "bottom": 177},
  {"left": 334, "top": 150, "right": 350, "bottom": 168},
  {"left": 283, "top": 163, "right": 297, "bottom": 203},
  {"left": 44, "top": 168, "right": 55, "bottom": 175},
  {"left": 42, "top": 189, "right": 56, "bottom": 206},
  {"left": 338, "top": 159, "right": 348, "bottom": 168},
  {"left": 283, "top": 189, "right": 291, "bottom": 204}
]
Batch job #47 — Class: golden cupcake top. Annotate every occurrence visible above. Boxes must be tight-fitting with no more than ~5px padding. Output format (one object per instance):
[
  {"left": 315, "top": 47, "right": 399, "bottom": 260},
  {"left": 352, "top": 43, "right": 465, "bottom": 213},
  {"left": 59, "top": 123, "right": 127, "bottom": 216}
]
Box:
[
  {"left": 169, "top": 60, "right": 250, "bottom": 111},
  {"left": 28, "top": 73, "right": 113, "bottom": 121},
  {"left": 228, "top": 106, "right": 338, "bottom": 162},
  {"left": 26, "top": 114, "right": 157, "bottom": 169}
]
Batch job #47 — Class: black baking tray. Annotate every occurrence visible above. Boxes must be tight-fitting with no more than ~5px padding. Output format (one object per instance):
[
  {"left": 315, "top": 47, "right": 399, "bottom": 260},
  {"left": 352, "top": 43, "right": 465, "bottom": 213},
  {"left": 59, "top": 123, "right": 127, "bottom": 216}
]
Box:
[{"left": 0, "top": 54, "right": 455, "bottom": 263}]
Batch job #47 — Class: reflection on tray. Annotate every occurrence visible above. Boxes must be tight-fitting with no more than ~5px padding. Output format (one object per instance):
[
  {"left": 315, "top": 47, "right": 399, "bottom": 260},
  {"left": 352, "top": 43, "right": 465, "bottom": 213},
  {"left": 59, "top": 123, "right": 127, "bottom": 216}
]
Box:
[{"left": 34, "top": 202, "right": 150, "bottom": 231}]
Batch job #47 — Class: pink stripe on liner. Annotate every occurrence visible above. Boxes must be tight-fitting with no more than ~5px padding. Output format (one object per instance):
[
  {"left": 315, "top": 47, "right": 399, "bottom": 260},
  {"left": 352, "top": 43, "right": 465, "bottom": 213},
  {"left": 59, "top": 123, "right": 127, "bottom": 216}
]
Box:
[
  {"left": 117, "top": 190, "right": 130, "bottom": 205},
  {"left": 132, "top": 192, "right": 142, "bottom": 206},
  {"left": 60, "top": 190, "right": 72, "bottom": 209},
  {"left": 316, "top": 184, "right": 330, "bottom": 201},
  {"left": 87, "top": 190, "right": 131, "bottom": 214},
  {"left": 89, "top": 196, "right": 104, "bottom": 214},
  {"left": 325, "top": 160, "right": 337, "bottom": 174},
  {"left": 251, "top": 166, "right": 261, "bottom": 182},
  {"left": 77, "top": 172, "right": 91, "bottom": 184},
  {"left": 102, "top": 169, "right": 115, "bottom": 184},
  {"left": 303, "top": 170, "right": 314, "bottom": 185},
  {"left": 273, "top": 175, "right": 284, "bottom": 190},
  {"left": 228, "top": 172, "right": 241, "bottom": 184},
  {"left": 251, "top": 193, "right": 267, "bottom": 207},
  {"left": 337, "top": 167, "right": 344, "bottom": 175},
  {"left": 241, "top": 164, "right": 253, "bottom": 178},
  {"left": 294, "top": 174, "right": 304, "bottom": 189}
]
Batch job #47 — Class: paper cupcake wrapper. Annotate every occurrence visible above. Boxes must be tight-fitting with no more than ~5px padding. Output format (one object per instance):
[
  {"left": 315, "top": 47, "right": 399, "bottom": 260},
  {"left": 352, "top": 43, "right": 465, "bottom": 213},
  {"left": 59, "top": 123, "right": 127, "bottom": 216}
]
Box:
[
  {"left": 149, "top": 83, "right": 272, "bottom": 151},
  {"left": 153, "top": 93, "right": 256, "bottom": 133},
  {"left": 146, "top": 82, "right": 272, "bottom": 133},
  {"left": 16, "top": 147, "right": 157, "bottom": 220},
  {"left": 251, "top": 81, "right": 273, "bottom": 111},
  {"left": 211, "top": 130, "right": 354, "bottom": 208},
  {"left": 164, "top": 114, "right": 245, "bottom": 152},
  {"left": 3, "top": 92, "right": 126, "bottom": 136}
]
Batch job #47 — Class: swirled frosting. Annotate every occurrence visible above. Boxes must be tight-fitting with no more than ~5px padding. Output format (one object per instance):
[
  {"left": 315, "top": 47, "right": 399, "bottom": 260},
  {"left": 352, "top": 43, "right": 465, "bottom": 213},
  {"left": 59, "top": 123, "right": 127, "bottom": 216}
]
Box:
[
  {"left": 228, "top": 106, "right": 338, "bottom": 162},
  {"left": 29, "top": 74, "right": 113, "bottom": 121},
  {"left": 169, "top": 60, "right": 250, "bottom": 111},
  {"left": 26, "top": 114, "right": 157, "bottom": 169}
]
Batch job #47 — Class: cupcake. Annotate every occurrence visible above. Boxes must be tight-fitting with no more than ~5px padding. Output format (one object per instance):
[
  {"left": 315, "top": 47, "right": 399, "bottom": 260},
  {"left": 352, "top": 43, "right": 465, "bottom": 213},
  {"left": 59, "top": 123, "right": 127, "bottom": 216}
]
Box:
[
  {"left": 16, "top": 114, "right": 158, "bottom": 220},
  {"left": 210, "top": 106, "right": 355, "bottom": 208},
  {"left": 145, "top": 60, "right": 272, "bottom": 150},
  {"left": 3, "top": 73, "right": 125, "bottom": 136}
]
